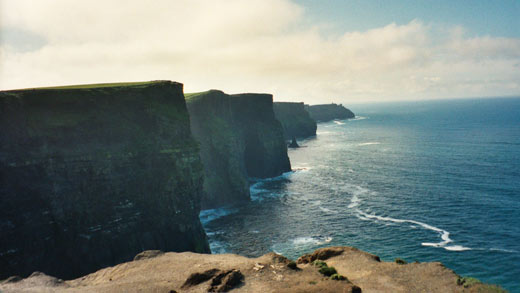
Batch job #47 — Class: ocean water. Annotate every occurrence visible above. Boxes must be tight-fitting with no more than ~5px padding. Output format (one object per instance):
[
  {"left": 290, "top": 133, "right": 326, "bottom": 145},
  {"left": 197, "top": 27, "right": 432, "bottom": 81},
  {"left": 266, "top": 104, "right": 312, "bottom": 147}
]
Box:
[{"left": 200, "top": 97, "right": 520, "bottom": 292}]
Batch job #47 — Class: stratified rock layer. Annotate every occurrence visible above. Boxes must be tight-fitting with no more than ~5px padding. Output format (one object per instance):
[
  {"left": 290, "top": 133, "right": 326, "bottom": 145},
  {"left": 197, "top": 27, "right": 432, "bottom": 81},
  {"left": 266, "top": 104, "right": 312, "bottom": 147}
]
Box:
[
  {"left": 273, "top": 102, "right": 317, "bottom": 139},
  {"left": 0, "top": 81, "right": 209, "bottom": 280},
  {"left": 0, "top": 247, "right": 504, "bottom": 293},
  {"left": 305, "top": 103, "right": 355, "bottom": 122},
  {"left": 186, "top": 90, "right": 291, "bottom": 209}
]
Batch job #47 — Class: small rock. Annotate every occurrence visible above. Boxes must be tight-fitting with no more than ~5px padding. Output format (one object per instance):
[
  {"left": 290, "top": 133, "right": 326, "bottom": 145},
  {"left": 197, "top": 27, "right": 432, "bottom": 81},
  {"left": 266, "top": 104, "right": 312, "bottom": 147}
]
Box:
[
  {"left": 253, "top": 263, "right": 265, "bottom": 271},
  {"left": 287, "top": 261, "right": 298, "bottom": 270},
  {"left": 288, "top": 137, "right": 299, "bottom": 148}
]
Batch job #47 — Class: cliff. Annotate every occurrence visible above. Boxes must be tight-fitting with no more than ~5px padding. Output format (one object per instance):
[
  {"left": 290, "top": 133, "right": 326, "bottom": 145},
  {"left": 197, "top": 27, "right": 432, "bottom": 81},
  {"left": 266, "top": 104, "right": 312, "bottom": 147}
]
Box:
[
  {"left": 185, "top": 90, "right": 291, "bottom": 209},
  {"left": 0, "top": 247, "right": 504, "bottom": 293},
  {"left": 273, "top": 102, "right": 317, "bottom": 139},
  {"left": 305, "top": 103, "right": 355, "bottom": 122},
  {"left": 0, "top": 81, "right": 210, "bottom": 280}
]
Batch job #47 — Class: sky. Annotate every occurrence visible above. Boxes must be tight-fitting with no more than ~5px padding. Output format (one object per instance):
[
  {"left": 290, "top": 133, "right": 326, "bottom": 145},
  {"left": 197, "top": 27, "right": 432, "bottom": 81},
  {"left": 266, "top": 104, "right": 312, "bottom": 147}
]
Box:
[{"left": 0, "top": 0, "right": 519, "bottom": 104}]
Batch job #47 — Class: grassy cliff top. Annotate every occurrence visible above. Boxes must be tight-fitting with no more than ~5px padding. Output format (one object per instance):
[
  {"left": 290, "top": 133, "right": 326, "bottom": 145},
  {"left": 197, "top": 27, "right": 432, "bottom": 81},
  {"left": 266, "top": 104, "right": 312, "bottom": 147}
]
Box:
[
  {"left": 185, "top": 90, "right": 273, "bottom": 102},
  {"left": 184, "top": 90, "right": 225, "bottom": 102},
  {"left": 2, "top": 80, "right": 176, "bottom": 93}
]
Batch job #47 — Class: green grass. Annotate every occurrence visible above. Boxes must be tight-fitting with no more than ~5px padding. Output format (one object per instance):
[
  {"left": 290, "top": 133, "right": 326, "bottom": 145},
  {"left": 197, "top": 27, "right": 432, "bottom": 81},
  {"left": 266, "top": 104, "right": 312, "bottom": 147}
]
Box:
[
  {"left": 312, "top": 260, "right": 327, "bottom": 268},
  {"left": 8, "top": 81, "right": 167, "bottom": 91},
  {"left": 457, "top": 276, "right": 482, "bottom": 287},
  {"left": 456, "top": 276, "right": 507, "bottom": 292},
  {"left": 184, "top": 90, "right": 224, "bottom": 102},
  {"left": 330, "top": 273, "right": 348, "bottom": 281},
  {"left": 319, "top": 266, "right": 337, "bottom": 277}
]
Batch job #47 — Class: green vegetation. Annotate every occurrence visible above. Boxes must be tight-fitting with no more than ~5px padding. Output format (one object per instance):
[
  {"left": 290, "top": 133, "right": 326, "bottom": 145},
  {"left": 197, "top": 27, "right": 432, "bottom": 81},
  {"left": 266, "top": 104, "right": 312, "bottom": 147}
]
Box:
[
  {"left": 395, "top": 258, "right": 407, "bottom": 265},
  {"left": 319, "top": 266, "right": 337, "bottom": 277},
  {"left": 457, "top": 276, "right": 482, "bottom": 287},
  {"left": 456, "top": 276, "right": 507, "bottom": 292},
  {"left": 312, "top": 260, "right": 327, "bottom": 268},
  {"left": 12, "top": 80, "right": 166, "bottom": 91},
  {"left": 312, "top": 260, "right": 338, "bottom": 277},
  {"left": 330, "top": 274, "right": 348, "bottom": 281}
]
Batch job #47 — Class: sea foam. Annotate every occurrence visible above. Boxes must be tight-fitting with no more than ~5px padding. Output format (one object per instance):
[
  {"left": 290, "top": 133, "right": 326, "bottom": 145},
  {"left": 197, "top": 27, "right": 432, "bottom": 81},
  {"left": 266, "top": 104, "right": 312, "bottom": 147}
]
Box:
[{"left": 348, "top": 186, "right": 471, "bottom": 252}]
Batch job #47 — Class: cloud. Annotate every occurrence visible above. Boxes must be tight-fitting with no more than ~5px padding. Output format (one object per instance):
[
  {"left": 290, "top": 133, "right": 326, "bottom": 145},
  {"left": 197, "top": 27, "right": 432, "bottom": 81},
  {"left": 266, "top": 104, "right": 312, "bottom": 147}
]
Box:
[{"left": 1, "top": 0, "right": 519, "bottom": 103}]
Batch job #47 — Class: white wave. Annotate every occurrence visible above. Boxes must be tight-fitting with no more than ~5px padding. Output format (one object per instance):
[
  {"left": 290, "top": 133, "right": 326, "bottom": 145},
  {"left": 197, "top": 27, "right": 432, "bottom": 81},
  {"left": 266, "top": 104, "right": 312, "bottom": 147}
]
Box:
[
  {"left": 292, "top": 166, "right": 311, "bottom": 172},
  {"left": 351, "top": 116, "right": 368, "bottom": 121},
  {"left": 292, "top": 237, "right": 317, "bottom": 245},
  {"left": 250, "top": 171, "right": 294, "bottom": 201},
  {"left": 209, "top": 240, "right": 229, "bottom": 254},
  {"left": 357, "top": 209, "right": 471, "bottom": 252},
  {"left": 316, "top": 131, "right": 331, "bottom": 135},
  {"left": 489, "top": 248, "right": 518, "bottom": 253},
  {"left": 356, "top": 214, "right": 372, "bottom": 221},
  {"left": 345, "top": 184, "right": 471, "bottom": 252},
  {"left": 319, "top": 206, "right": 338, "bottom": 214},
  {"left": 250, "top": 170, "right": 294, "bottom": 183},
  {"left": 199, "top": 207, "right": 238, "bottom": 225},
  {"left": 292, "top": 236, "right": 333, "bottom": 246},
  {"left": 444, "top": 245, "right": 472, "bottom": 251},
  {"left": 334, "top": 120, "right": 345, "bottom": 125},
  {"left": 358, "top": 142, "right": 381, "bottom": 146},
  {"left": 348, "top": 194, "right": 360, "bottom": 208},
  {"left": 205, "top": 231, "right": 224, "bottom": 236}
]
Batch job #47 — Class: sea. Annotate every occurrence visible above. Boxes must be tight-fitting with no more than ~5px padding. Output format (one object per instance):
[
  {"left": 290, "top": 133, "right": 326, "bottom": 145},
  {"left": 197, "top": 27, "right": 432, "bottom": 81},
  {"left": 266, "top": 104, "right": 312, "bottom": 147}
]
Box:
[{"left": 199, "top": 97, "right": 520, "bottom": 292}]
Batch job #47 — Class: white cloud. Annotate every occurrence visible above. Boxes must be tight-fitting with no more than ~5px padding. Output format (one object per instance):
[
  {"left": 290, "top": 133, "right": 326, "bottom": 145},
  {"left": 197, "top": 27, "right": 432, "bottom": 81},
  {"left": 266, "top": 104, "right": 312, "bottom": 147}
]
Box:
[{"left": 1, "top": 0, "right": 519, "bottom": 103}]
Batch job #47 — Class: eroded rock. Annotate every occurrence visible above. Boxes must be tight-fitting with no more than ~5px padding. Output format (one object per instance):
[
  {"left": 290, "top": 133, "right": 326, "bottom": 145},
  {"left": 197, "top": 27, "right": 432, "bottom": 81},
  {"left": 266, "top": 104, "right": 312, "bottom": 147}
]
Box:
[{"left": 134, "top": 250, "right": 164, "bottom": 261}]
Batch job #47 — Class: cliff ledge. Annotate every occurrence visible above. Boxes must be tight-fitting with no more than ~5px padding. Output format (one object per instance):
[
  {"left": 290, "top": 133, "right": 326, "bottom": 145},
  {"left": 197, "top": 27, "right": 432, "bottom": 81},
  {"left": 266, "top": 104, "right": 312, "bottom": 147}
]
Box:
[{"left": 0, "top": 246, "right": 504, "bottom": 293}]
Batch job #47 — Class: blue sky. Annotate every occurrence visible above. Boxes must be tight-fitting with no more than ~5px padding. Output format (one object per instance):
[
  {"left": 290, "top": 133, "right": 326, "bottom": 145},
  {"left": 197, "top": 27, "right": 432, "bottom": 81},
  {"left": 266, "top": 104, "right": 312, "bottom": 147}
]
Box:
[
  {"left": 297, "top": 0, "right": 520, "bottom": 38},
  {"left": 1, "top": 0, "right": 519, "bottom": 103}
]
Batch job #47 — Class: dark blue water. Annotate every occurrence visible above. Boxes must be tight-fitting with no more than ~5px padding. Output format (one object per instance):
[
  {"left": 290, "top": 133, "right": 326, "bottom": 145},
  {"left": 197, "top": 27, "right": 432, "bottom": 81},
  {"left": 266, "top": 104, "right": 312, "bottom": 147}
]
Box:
[{"left": 200, "top": 97, "right": 520, "bottom": 292}]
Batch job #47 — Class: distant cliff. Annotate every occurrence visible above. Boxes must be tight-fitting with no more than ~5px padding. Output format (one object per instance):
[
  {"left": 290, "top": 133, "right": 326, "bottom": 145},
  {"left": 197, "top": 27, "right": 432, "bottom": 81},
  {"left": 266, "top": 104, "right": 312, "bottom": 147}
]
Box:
[
  {"left": 0, "top": 81, "right": 210, "bottom": 280},
  {"left": 273, "top": 102, "right": 317, "bottom": 139},
  {"left": 186, "top": 90, "right": 291, "bottom": 209},
  {"left": 306, "top": 103, "right": 355, "bottom": 122}
]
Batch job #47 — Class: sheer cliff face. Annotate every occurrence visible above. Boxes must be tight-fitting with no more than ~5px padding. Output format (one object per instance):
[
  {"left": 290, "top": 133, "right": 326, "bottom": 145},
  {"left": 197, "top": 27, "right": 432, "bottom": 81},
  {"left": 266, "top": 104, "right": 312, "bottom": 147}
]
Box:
[
  {"left": 186, "top": 90, "right": 291, "bottom": 209},
  {"left": 305, "top": 103, "right": 355, "bottom": 122},
  {"left": 273, "top": 102, "right": 317, "bottom": 139},
  {"left": 0, "top": 81, "right": 210, "bottom": 280}
]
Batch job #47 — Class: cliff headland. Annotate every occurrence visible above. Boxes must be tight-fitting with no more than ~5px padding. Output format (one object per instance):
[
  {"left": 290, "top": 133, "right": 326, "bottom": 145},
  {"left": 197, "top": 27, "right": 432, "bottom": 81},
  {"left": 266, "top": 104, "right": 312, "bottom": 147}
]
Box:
[
  {"left": 273, "top": 102, "right": 317, "bottom": 139},
  {"left": 0, "top": 81, "right": 209, "bottom": 280},
  {"left": 185, "top": 90, "right": 291, "bottom": 209},
  {"left": 306, "top": 103, "right": 355, "bottom": 122}
]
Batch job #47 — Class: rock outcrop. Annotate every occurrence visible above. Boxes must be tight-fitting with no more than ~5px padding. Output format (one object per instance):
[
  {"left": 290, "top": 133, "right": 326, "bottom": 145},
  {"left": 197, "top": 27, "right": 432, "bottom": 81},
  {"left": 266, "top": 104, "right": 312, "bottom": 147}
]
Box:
[
  {"left": 273, "top": 102, "right": 317, "bottom": 139},
  {"left": 0, "top": 81, "right": 210, "bottom": 280},
  {"left": 0, "top": 246, "right": 504, "bottom": 293},
  {"left": 305, "top": 103, "right": 355, "bottom": 122},
  {"left": 185, "top": 90, "right": 291, "bottom": 209}
]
